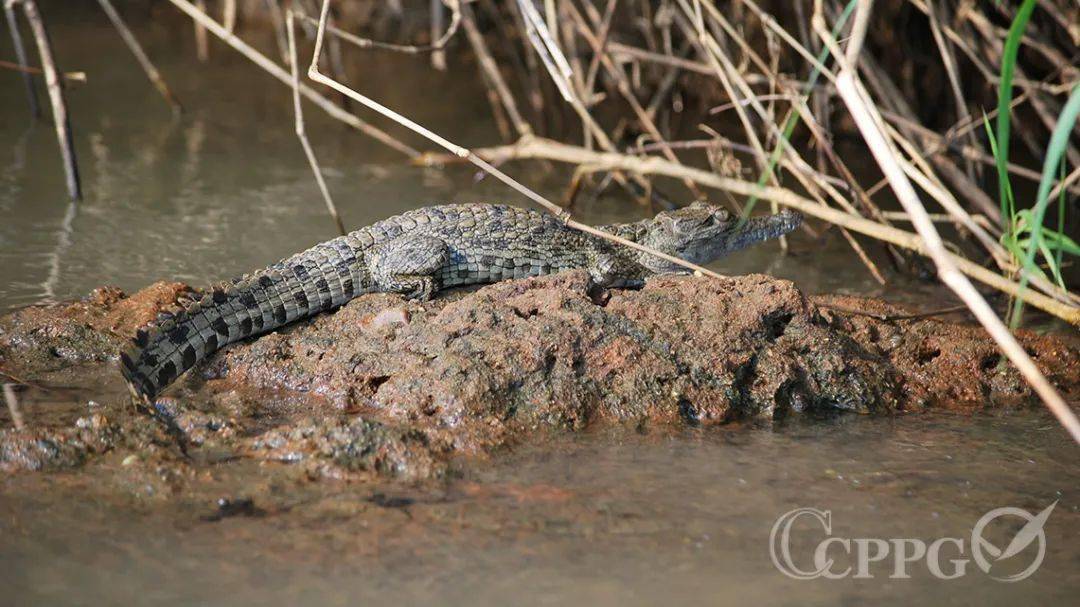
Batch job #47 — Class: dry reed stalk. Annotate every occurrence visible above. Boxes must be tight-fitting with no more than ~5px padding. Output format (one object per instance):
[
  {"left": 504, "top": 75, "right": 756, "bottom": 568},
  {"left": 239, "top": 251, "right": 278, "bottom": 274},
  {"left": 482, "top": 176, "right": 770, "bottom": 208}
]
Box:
[
  {"left": 502, "top": 3, "right": 676, "bottom": 205},
  {"left": 514, "top": 0, "right": 577, "bottom": 103},
  {"left": 297, "top": 0, "right": 461, "bottom": 54},
  {"left": 194, "top": 0, "right": 208, "bottom": 61},
  {"left": 460, "top": 3, "right": 532, "bottom": 139},
  {"left": 430, "top": 0, "right": 446, "bottom": 71},
  {"left": 959, "top": 5, "right": 1079, "bottom": 166},
  {"left": 222, "top": 0, "right": 236, "bottom": 33},
  {"left": 925, "top": 0, "right": 981, "bottom": 180},
  {"left": 854, "top": 46, "right": 1004, "bottom": 224},
  {"left": 286, "top": 12, "right": 344, "bottom": 236},
  {"left": 95, "top": 0, "right": 182, "bottom": 112},
  {"left": 166, "top": 0, "right": 418, "bottom": 158},
  {"left": 880, "top": 109, "right": 1076, "bottom": 192},
  {"left": 581, "top": 0, "right": 617, "bottom": 101},
  {"left": 673, "top": 1, "right": 885, "bottom": 272},
  {"left": 496, "top": 0, "right": 547, "bottom": 132},
  {"left": 1047, "top": 165, "right": 1080, "bottom": 202},
  {"left": 18, "top": 0, "right": 80, "bottom": 200},
  {"left": 264, "top": 0, "right": 291, "bottom": 67},
  {"left": 306, "top": 0, "right": 726, "bottom": 280},
  {"left": 568, "top": 1, "right": 707, "bottom": 200},
  {"left": 812, "top": 0, "right": 1079, "bottom": 443},
  {"left": 3, "top": 0, "right": 38, "bottom": 117}
]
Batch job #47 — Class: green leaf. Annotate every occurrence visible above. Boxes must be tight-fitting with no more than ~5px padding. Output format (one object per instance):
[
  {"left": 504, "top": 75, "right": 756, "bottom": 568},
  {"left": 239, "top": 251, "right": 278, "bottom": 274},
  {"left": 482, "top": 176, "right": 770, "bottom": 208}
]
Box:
[
  {"left": 1009, "top": 83, "right": 1080, "bottom": 327},
  {"left": 995, "top": 0, "right": 1037, "bottom": 231},
  {"left": 983, "top": 114, "right": 1016, "bottom": 221}
]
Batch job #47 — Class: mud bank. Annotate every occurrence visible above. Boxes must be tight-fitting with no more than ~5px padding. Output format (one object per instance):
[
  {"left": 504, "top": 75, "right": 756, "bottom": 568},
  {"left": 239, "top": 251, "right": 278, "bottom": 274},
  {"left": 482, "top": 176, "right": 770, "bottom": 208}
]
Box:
[{"left": 1, "top": 272, "right": 1077, "bottom": 481}]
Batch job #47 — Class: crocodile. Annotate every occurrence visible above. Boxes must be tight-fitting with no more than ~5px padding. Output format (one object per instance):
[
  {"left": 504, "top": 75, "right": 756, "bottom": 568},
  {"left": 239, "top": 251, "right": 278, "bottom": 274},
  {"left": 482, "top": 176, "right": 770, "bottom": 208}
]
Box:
[{"left": 121, "top": 202, "right": 801, "bottom": 400}]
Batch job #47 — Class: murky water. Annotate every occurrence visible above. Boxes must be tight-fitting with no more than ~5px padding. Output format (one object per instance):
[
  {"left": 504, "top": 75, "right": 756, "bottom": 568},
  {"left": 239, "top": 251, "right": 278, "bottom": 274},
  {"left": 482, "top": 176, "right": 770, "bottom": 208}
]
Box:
[{"left": 1, "top": 6, "right": 1077, "bottom": 605}]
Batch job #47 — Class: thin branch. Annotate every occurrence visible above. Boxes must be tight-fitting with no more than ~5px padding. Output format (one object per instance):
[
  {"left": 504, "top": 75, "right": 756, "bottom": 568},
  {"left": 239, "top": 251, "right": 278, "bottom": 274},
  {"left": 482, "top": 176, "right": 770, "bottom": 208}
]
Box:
[
  {"left": 3, "top": 0, "right": 38, "bottom": 117},
  {"left": 222, "top": 0, "right": 236, "bottom": 33},
  {"left": 287, "top": 12, "right": 344, "bottom": 236},
  {"left": 166, "top": 0, "right": 419, "bottom": 158},
  {"left": 263, "top": 0, "right": 291, "bottom": 67},
  {"left": 96, "top": 0, "right": 182, "bottom": 112},
  {"left": 430, "top": 0, "right": 446, "bottom": 70},
  {"left": 19, "top": 0, "right": 80, "bottom": 200},
  {"left": 514, "top": 0, "right": 577, "bottom": 103},
  {"left": 296, "top": 0, "right": 461, "bottom": 54},
  {"left": 460, "top": 3, "right": 532, "bottom": 138}
]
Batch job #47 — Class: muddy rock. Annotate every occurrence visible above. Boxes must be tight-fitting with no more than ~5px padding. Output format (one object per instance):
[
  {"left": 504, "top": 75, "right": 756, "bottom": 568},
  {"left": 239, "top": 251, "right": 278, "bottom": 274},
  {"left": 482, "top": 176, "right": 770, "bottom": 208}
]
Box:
[
  {"left": 0, "top": 282, "right": 193, "bottom": 373},
  {"left": 196, "top": 273, "right": 903, "bottom": 456},
  {"left": 813, "top": 293, "right": 1080, "bottom": 410},
  {"left": 1, "top": 272, "right": 1077, "bottom": 480},
  {"left": 199, "top": 271, "right": 1077, "bottom": 438}
]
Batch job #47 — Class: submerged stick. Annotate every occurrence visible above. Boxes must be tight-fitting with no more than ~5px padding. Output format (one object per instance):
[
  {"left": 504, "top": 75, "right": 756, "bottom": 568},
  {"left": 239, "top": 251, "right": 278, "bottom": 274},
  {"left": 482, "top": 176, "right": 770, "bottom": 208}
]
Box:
[
  {"left": 20, "top": 0, "right": 80, "bottom": 200},
  {"left": 165, "top": 0, "right": 418, "bottom": 158},
  {"left": 287, "top": 12, "right": 345, "bottom": 236},
  {"left": 95, "top": 0, "right": 182, "bottom": 112},
  {"left": 3, "top": 383, "right": 24, "bottom": 431},
  {"left": 4, "top": 0, "right": 38, "bottom": 117}
]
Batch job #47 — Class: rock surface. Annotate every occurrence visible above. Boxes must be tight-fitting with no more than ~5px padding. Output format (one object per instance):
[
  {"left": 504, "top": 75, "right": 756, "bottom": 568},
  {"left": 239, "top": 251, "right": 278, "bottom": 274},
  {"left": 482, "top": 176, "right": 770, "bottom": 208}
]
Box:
[{"left": 1, "top": 272, "right": 1077, "bottom": 480}]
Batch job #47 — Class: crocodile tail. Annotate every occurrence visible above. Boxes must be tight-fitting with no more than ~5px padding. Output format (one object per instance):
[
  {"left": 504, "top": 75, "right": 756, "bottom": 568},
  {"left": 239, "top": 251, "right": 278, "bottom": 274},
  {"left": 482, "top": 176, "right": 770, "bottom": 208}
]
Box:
[{"left": 120, "top": 237, "right": 366, "bottom": 401}]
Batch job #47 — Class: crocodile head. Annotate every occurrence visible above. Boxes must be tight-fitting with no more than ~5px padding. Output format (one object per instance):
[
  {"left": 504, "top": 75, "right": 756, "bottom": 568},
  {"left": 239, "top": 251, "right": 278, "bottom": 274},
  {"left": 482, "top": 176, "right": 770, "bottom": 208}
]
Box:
[{"left": 639, "top": 201, "right": 802, "bottom": 272}]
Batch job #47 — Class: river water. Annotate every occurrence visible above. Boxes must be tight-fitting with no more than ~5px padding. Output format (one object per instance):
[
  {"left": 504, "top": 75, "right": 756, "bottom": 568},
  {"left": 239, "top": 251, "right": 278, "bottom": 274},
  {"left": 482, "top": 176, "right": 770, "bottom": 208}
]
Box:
[{"left": 1, "top": 5, "right": 1077, "bottom": 605}]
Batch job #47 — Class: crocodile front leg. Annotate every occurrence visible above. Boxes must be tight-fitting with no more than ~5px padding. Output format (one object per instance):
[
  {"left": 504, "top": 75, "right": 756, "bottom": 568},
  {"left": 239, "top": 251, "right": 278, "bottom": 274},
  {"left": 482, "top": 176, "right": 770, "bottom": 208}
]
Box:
[
  {"left": 587, "top": 250, "right": 646, "bottom": 289},
  {"left": 367, "top": 234, "right": 449, "bottom": 301}
]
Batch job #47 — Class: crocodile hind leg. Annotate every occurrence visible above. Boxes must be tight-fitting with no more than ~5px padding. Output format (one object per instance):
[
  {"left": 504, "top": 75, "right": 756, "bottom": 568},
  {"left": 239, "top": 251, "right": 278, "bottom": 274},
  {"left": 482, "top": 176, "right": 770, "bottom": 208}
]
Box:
[{"left": 367, "top": 234, "right": 449, "bottom": 301}]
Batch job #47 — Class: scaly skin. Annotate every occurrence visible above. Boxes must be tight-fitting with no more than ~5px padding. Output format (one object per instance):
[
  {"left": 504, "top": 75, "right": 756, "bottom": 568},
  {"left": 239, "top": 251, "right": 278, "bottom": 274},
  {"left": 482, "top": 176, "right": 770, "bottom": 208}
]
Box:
[{"left": 121, "top": 202, "right": 801, "bottom": 400}]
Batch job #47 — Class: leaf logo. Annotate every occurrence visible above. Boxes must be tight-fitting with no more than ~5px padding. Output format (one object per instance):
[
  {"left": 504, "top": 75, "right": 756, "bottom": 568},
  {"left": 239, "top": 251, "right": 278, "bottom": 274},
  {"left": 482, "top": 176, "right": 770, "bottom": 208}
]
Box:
[{"left": 971, "top": 501, "right": 1056, "bottom": 582}]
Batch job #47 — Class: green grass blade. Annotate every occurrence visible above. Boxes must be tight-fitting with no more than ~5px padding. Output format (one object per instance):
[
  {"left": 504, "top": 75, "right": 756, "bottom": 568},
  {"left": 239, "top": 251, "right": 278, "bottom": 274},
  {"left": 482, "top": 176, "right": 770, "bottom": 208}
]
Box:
[
  {"left": 1008, "top": 83, "right": 1080, "bottom": 327},
  {"left": 982, "top": 114, "right": 1016, "bottom": 218},
  {"left": 1055, "top": 161, "right": 1066, "bottom": 275},
  {"left": 995, "top": 0, "right": 1037, "bottom": 229}
]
